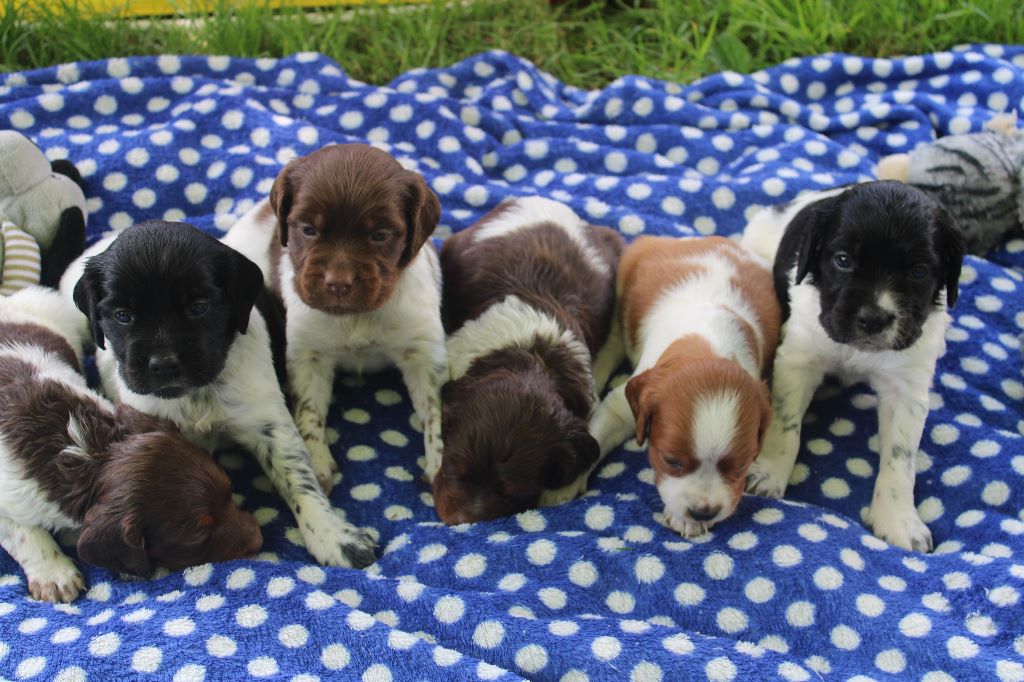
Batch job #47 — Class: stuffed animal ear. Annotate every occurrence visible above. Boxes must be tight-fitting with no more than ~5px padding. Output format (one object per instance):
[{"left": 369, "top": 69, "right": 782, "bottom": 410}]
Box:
[
  {"left": 77, "top": 504, "right": 151, "bottom": 577},
  {"left": 220, "top": 248, "right": 264, "bottom": 335},
  {"left": 72, "top": 257, "right": 107, "bottom": 350},
  {"left": 400, "top": 171, "right": 441, "bottom": 267},
  {"left": 269, "top": 164, "right": 295, "bottom": 247},
  {"left": 50, "top": 158, "right": 85, "bottom": 191},
  {"left": 934, "top": 204, "right": 965, "bottom": 308},
  {"left": 624, "top": 372, "right": 656, "bottom": 447},
  {"left": 40, "top": 207, "right": 86, "bottom": 288}
]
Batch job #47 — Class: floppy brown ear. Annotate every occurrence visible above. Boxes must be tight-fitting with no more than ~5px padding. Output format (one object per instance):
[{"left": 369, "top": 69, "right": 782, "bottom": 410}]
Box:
[
  {"left": 77, "top": 503, "right": 151, "bottom": 577},
  {"left": 115, "top": 403, "right": 176, "bottom": 435},
  {"left": 269, "top": 163, "right": 295, "bottom": 247},
  {"left": 72, "top": 257, "right": 107, "bottom": 350},
  {"left": 400, "top": 171, "right": 441, "bottom": 266},
  {"left": 624, "top": 371, "right": 656, "bottom": 447},
  {"left": 220, "top": 248, "right": 264, "bottom": 335},
  {"left": 934, "top": 204, "right": 965, "bottom": 308}
]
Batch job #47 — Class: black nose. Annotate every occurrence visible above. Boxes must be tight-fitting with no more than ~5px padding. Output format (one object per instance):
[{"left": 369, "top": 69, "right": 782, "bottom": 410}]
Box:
[
  {"left": 148, "top": 354, "right": 181, "bottom": 379},
  {"left": 856, "top": 307, "right": 895, "bottom": 334},
  {"left": 688, "top": 505, "right": 721, "bottom": 522}
]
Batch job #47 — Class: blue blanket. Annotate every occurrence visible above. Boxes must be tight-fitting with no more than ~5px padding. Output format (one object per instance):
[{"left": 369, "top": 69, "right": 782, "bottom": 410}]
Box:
[{"left": 2, "top": 46, "right": 1023, "bottom": 681}]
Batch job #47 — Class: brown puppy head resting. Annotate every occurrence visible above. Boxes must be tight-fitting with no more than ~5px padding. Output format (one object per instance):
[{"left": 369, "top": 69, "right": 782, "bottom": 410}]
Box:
[
  {"left": 76, "top": 406, "right": 263, "bottom": 575},
  {"left": 269, "top": 143, "right": 441, "bottom": 314}
]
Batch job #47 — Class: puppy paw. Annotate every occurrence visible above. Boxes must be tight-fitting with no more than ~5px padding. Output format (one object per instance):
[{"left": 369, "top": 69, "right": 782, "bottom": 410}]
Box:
[
  {"left": 305, "top": 439, "right": 339, "bottom": 494},
  {"left": 302, "top": 512, "right": 377, "bottom": 569},
  {"left": 864, "top": 502, "right": 933, "bottom": 553},
  {"left": 744, "top": 459, "right": 789, "bottom": 498},
  {"left": 27, "top": 555, "right": 85, "bottom": 603},
  {"left": 659, "top": 511, "right": 713, "bottom": 539},
  {"left": 538, "top": 474, "right": 588, "bottom": 507}
]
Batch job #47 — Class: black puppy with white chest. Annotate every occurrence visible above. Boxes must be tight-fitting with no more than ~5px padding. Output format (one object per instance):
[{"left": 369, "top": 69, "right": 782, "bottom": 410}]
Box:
[
  {"left": 742, "top": 180, "right": 965, "bottom": 552},
  {"left": 61, "top": 221, "right": 375, "bottom": 568}
]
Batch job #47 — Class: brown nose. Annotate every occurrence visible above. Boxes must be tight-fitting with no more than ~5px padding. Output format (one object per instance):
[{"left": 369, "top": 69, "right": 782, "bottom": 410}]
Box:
[{"left": 324, "top": 271, "right": 353, "bottom": 298}]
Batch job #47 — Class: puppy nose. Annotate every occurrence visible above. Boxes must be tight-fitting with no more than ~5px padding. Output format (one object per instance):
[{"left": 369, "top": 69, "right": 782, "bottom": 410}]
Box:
[
  {"left": 688, "top": 505, "right": 721, "bottom": 522},
  {"left": 148, "top": 354, "right": 181, "bottom": 378},
  {"left": 324, "top": 272, "right": 353, "bottom": 297},
  {"left": 856, "top": 307, "right": 895, "bottom": 334}
]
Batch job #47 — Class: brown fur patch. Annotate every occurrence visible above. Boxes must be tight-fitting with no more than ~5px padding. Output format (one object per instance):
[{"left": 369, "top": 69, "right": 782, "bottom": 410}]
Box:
[{"left": 0, "top": 321, "right": 79, "bottom": 371}]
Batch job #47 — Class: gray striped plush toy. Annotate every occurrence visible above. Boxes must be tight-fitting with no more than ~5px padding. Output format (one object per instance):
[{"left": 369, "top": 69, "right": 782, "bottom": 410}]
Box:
[{"left": 877, "top": 113, "right": 1024, "bottom": 255}]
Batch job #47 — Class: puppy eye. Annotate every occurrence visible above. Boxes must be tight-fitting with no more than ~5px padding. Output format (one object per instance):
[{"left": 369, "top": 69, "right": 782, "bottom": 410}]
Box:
[
  {"left": 370, "top": 230, "right": 391, "bottom": 243},
  {"left": 911, "top": 264, "right": 930, "bottom": 280},
  {"left": 661, "top": 453, "right": 685, "bottom": 471},
  {"left": 114, "top": 310, "right": 134, "bottom": 324},
  {"left": 189, "top": 301, "right": 209, "bottom": 317},
  {"left": 299, "top": 224, "right": 317, "bottom": 238},
  {"left": 832, "top": 252, "right": 853, "bottom": 270}
]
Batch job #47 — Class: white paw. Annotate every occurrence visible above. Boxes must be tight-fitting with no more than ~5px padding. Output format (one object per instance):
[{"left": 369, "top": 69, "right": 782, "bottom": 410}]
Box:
[
  {"left": 300, "top": 508, "right": 376, "bottom": 569},
  {"left": 304, "top": 439, "right": 339, "bottom": 494},
  {"left": 538, "top": 473, "right": 588, "bottom": 507},
  {"left": 659, "top": 511, "right": 713, "bottom": 538},
  {"left": 864, "top": 500, "right": 933, "bottom": 553},
  {"left": 744, "top": 458, "right": 789, "bottom": 498},
  {"left": 26, "top": 554, "right": 85, "bottom": 603}
]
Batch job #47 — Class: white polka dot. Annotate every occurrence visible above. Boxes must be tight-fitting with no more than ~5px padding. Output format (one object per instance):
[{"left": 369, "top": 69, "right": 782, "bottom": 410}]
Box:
[
  {"left": 786, "top": 601, "right": 815, "bottom": 627},
  {"left": 206, "top": 635, "right": 237, "bottom": 658},
  {"left": 634, "top": 556, "right": 664, "bottom": 583},
  {"left": 132, "top": 646, "right": 162, "bottom": 673},
  {"left": 605, "top": 152, "right": 627, "bottom": 173},
  {"left": 606, "top": 590, "right": 635, "bottom": 614},
  {"left": 433, "top": 596, "right": 465, "bottom": 624},
  {"left": 527, "top": 539, "right": 557, "bottom": 565},
  {"left": 321, "top": 644, "right": 350, "bottom": 670},
  {"left": 538, "top": 587, "right": 567, "bottom": 609},
  {"left": 89, "top": 632, "right": 120, "bottom": 656},
  {"left": 585, "top": 504, "right": 614, "bottom": 530},
  {"left": 706, "top": 656, "right": 737, "bottom": 682},
  {"left": 813, "top": 566, "right": 843, "bottom": 590},
  {"left": 473, "top": 620, "right": 505, "bottom": 649},
  {"left": 236, "top": 605, "right": 267, "bottom": 628},
  {"left": 716, "top": 607, "right": 748, "bottom": 633},
  {"left": 515, "top": 644, "right": 548, "bottom": 673},
  {"left": 592, "top": 635, "right": 622, "bottom": 660},
  {"left": 947, "top": 635, "right": 979, "bottom": 659},
  {"left": 773, "top": 545, "right": 802, "bottom": 567},
  {"left": 704, "top": 552, "right": 734, "bottom": 579}
]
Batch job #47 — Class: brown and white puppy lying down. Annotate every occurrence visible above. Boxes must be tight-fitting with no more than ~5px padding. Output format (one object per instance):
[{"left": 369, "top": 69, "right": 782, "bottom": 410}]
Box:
[
  {"left": 0, "top": 287, "right": 261, "bottom": 602},
  {"left": 224, "top": 143, "right": 448, "bottom": 486},
  {"left": 584, "top": 236, "right": 780, "bottom": 536},
  {"left": 433, "top": 197, "right": 624, "bottom": 524}
]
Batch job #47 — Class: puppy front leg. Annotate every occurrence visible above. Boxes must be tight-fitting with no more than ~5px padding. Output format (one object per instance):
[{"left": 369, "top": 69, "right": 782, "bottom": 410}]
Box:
[
  {"left": 0, "top": 518, "right": 85, "bottom": 602},
  {"left": 394, "top": 340, "right": 448, "bottom": 484},
  {"left": 231, "top": 420, "right": 376, "bottom": 569},
  {"left": 745, "top": 352, "right": 824, "bottom": 498},
  {"left": 864, "top": 382, "right": 933, "bottom": 552},
  {"left": 289, "top": 347, "right": 338, "bottom": 493}
]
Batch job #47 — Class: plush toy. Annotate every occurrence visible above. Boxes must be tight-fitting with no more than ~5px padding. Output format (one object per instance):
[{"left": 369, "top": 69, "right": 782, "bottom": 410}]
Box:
[
  {"left": 0, "top": 130, "right": 87, "bottom": 289},
  {"left": 876, "top": 113, "right": 1024, "bottom": 255}
]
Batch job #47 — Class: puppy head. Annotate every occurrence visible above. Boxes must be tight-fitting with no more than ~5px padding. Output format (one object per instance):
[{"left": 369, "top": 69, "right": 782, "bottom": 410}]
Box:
[
  {"left": 626, "top": 360, "right": 771, "bottom": 531},
  {"left": 269, "top": 143, "right": 440, "bottom": 314},
  {"left": 791, "top": 180, "right": 965, "bottom": 351},
  {"left": 433, "top": 369, "right": 598, "bottom": 525},
  {"left": 73, "top": 221, "right": 264, "bottom": 398},
  {"left": 76, "top": 407, "right": 262, "bottom": 575}
]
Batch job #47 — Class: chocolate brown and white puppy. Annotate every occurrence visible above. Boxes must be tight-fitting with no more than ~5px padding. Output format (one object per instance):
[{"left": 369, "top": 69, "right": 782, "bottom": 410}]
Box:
[
  {"left": 434, "top": 197, "right": 623, "bottom": 524},
  {"left": 0, "top": 287, "right": 262, "bottom": 602},
  {"left": 224, "top": 144, "right": 448, "bottom": 485}
]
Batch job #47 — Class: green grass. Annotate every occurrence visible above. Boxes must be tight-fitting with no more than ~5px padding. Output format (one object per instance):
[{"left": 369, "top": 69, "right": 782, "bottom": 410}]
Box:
[{"left": 2, "top": 0, "right": 1023, "bottom": 87}]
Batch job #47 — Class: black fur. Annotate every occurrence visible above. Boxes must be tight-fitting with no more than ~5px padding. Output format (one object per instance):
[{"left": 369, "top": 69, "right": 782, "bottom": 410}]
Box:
[
  {"left": 773, "top": 181, "right": 965, "bottom": 351},
  {"left": 72, "top": 221, "right": 264, "bottom": 398}
]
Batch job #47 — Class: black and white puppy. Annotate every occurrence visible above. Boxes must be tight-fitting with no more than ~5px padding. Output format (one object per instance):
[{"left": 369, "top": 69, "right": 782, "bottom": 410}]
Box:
[
  {"left": 60, "top": 221, "right": 375, "bottom": 568},
  {"left": 742, "top": 180, "right": 965, "bottom": 552}
]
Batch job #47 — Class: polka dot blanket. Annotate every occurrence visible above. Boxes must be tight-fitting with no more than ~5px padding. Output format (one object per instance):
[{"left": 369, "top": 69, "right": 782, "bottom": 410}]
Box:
[{"left": 2, "top": 44, "right": 1024, "bottom": 682}]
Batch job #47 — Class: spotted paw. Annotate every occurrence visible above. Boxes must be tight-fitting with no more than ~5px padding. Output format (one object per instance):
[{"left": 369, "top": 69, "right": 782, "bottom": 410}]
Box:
[
  {"left": 27, "top": 555, "right": 85, "bottom": 603},
  {"left": 304, "top": 439, "right": 339, "bottom": 494},
  {"left": 302, "top": 510, "right": 377, "bottom": 569},
  {"left": 864, "top": 501, "right": 933, "bottom": 553},
  {"left": 744, "top": 459, "right": 788, "bottom": 498}
]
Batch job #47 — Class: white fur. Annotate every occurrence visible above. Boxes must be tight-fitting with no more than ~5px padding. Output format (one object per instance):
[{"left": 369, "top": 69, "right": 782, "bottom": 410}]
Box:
[
  {"left": 471, "top": 196, "right": 613, "bottom": 278},
  {"left": 226, "top": 199, "right": 448, "bottom": 483},
  {"left": 745, "top": 235, "right": 948, "bottom": 552},
  {"left": 59, "top": 234, "right": 375, "bottom": 568}
]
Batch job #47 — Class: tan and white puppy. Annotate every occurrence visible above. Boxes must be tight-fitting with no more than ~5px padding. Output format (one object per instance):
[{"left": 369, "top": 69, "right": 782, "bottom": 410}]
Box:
[{"left": 583, "top": 236, "right": 780, "bottom": 536}]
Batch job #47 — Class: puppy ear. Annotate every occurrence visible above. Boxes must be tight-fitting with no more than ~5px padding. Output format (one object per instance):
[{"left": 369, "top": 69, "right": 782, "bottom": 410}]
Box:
[
  {"left": 546, "top": 426, "right": 599, "bottom": 489},
  {"left": 934, "top": 205, "right": 965, "bottom": 308},
  {"left": 77, "top": 503, "right": 151, "bottom": 577},
  {"left": 400, "top": 171, "right": 441, "bottom": 266},
  {"left": 72, "top": 257, "right": 107, "bottom": 350},
  {"left": 221, "top": 249, "right": 265, "bottom": 335},
  {"left": 792, "top": 198, "right": 838, "bottom": 285},
  {"left": 269, "top": 164, "right": 294, "bottom": 247},
  {"left": 624, "top": 371, "right": 655, "bottom": 447}
]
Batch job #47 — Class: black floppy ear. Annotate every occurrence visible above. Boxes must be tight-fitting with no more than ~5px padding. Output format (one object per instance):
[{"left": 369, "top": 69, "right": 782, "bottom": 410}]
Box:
[
  {"left": 934, "top": 205, "right": 965, "bottom": 308},
  {"left": 546, "top": 426, "right": 599, "bottom": 489},
  {"left": 221, "top": 249, "right": 264, "bottom": 335},
  {"left": 269, "top": 163, "right": 294, "bottom": 247},
  {"left": 41, "top": 207, "right": 86, "bottom": 287},
  {"left": 792, "top": 199, "right": 838, "bottom": 285},
  {"left": 77, "top": 504, "right": 151, "bottom": 577},
  {"left": 72, "top": 257, "right": 107, "bottom": 350},
  {"left": 400, "top": 171, "right": 441, "bottom": 267}
]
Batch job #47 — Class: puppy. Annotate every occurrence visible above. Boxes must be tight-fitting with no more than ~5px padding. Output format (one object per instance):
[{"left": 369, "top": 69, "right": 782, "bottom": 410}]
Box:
[
  {"left": 583, "top": 236, "right": 779, "bottom": 536},
  {"left": 742, "top": 180, "right": 965, "bottom": 552},
  {"left": 60, "top": 221, "right": 375, "bottom": 569},
  {"left": 433, "top": 197, "right": 623, "bottom": 524},
  {"left": 0, "top": 287, "right": 261, "bottom": 602},
  {"left": 224, "top": 144, "right": 447, "bottom": 485}
]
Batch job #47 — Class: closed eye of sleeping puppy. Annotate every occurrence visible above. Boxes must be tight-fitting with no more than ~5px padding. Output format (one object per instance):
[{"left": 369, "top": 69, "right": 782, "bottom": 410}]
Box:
[
  {"left": 433, "top": 197, "right": 624, "bottom": 524},
  {"left": 0, "top": 287, "right": 262, "bottom": 602},
  {"left": 224, "top": 143, "right": 448, "bottom": 486},
  {"left": 60, "top": 221, "right": 375, "bottom": 569},
  {"left": 583, "top": 236, "right": 780, "bottom": 537},
  {"left": 741, "top": 180, "right": 965, "bottom": 552}
]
